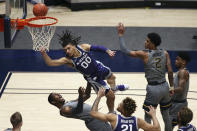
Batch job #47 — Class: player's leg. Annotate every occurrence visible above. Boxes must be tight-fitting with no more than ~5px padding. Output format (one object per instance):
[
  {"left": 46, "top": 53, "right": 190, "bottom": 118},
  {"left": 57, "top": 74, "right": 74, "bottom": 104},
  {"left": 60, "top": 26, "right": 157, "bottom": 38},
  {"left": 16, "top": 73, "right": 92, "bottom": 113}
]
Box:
[
  {"left": 169, "top": 103, "right": 177, "bottom": 130},
  {"left": 143, "top": 101, "right": 158, "bottom": 123},
  {"left": 105, "top": 89, "right": 115, "bottom": 113},
  {"left": 160, "top": 104, "right": 172, "bottom": 131},
  {"left": 84, "top": 76, "right": 115, "bottom": 113},
  {"left": 96, "top": 61, "right": 129, "bottom": 92},
  {"left": 169, "top": 102, "right": 188, "bottom": 130},
  {"left": 94, "top": 80, "right": 115, "bottom": 113},
  {"left": 143, "top": 84, "right": 160, "bottom": 123},
  {"left": 160, "top": 83, "right": 173, "bottom": 131},
  {"left": 85, "top": 118, "right": 113, "bottom": 131},
  {"left": 106, "top": 73, "right": 129, "bottom": 92}
]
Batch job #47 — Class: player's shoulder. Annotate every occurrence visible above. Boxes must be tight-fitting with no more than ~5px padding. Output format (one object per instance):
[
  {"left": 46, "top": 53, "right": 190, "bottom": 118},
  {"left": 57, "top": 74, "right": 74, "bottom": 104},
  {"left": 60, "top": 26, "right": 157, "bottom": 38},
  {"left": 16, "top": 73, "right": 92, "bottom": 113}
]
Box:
[
  {"left": 60, "top": 105, "right": 72, "bottom": 116},
  {"left": 178, "top": 68, "right": 189, "bottom": 77},
  {"left": 79, "top": 43, "right": 91, "bottom": 50},
  {"left": 106, "top": 112, "right": 117, "bottom": 121},
  {"left": 60, "top": 57, "right": 72, "bottom": 63}
]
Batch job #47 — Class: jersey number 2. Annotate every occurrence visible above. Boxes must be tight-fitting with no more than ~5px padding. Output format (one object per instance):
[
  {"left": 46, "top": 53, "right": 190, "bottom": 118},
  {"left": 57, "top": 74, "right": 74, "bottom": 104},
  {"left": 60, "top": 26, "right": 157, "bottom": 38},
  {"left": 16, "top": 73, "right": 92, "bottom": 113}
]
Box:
[
  {"left": 121, "top": 124, "right": 133, "bottom": 131},
  {"left": 155, "top": 57, "right": 161, "bottom": 69},
  {"left": 81, "top": 56, "right": 91, "bottom": 69}
]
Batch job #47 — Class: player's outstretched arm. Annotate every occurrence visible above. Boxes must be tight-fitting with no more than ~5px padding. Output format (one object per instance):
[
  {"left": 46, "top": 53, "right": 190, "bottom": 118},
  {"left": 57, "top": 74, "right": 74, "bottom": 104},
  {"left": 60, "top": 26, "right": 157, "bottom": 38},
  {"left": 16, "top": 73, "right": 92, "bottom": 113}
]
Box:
[
  {"left": 71, "top": 87, "right": 85, "bottom": 114},
  {"left": 60, "top": 87, "right": 85, "bottom": 116},
  {"left": 138, "top": 106, "right": 161, "bottom": 131},
  {"left": 90, "top": 88, "right": 116, "bottom": 128},
  {"left": 40, "top": 49, "right": 70, "bottom": 66},
  {"left": 80, "top": 43, "right": 116, "bottom": 57},
  {"left": 165, "top": 51, "right": 174, "bottom": 95},
  {"left": 83, "top": 82, "right": 91, "bottom": 102},
  {"left": 117, "top": 22, "right": 146, "bottom": 60}
]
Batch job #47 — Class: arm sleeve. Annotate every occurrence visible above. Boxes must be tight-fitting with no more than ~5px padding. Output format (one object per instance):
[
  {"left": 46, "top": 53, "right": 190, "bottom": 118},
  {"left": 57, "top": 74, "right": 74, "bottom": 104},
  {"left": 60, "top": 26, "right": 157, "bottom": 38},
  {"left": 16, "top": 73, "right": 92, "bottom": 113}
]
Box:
[
  {"left": 71, "top": 95, "right": 84, "bottom": 114},
  {"left": 90, "top": 45, "right": 108, "bottom": 52},
  {"left": 119, "top": 36, "right": 131, "bottom": 55}
]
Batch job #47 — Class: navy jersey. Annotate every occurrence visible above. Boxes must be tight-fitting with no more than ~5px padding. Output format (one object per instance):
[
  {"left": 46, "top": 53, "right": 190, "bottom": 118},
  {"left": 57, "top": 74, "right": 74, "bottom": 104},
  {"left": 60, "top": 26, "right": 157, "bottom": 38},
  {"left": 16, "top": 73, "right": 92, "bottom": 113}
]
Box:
[
  {"left": 71, "top": 45, "right": 111, "bottom": 80},
  {"left": 71, "top": 45, "right": 98, "bottom": 76},
  {"left": 178, "top": 124, "right": 196, "bottom": 131},
  {"left": 114, "top": 115, "right": 138, "bottom": 131}
]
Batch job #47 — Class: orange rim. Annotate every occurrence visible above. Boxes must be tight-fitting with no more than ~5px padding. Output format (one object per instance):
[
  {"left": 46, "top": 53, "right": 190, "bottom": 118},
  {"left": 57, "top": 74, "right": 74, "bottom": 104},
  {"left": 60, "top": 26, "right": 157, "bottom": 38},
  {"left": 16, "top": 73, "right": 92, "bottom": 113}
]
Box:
[
  {"left": 1, "top": 16, "right": 58, "bottom": 31},
  {"left": 26, "top": 16, "right": 58, "bottom": 27}
]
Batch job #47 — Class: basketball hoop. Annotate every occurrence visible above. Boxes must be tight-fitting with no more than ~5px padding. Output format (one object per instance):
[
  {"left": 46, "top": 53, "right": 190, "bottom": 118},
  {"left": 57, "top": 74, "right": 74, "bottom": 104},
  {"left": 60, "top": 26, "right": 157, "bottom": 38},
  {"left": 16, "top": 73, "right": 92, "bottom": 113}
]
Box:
[
  {"left": 26, "top": 16, "right": 58, "bottom": 51},
  {"left": 9, "top": 16, "right": 58, "bottom": 51},
  {"left": 0, "top": 16, "right": 58, "bottom": 51}
]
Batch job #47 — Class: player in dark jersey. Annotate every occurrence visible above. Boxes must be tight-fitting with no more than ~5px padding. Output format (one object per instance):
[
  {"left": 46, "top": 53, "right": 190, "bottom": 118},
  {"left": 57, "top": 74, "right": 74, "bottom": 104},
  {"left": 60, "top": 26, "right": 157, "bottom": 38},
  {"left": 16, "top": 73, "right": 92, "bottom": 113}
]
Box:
[
  {"left": 170, "top": 52, "right": 191, "bottom": 128},
  {"left": 48, "top": 83, "right": 112, "bottom": 131},
  {"left": 90, "top": 88, "right": 161, "bottom": 131},
  {"left": 117, "top": 23, "right": 174, "bottom": 131},
  {"left": 41, "top": 30, "right": 129, "bottom": 113},
  {"left": 177, "top": 107, "right": 196, "bottom": 131}
]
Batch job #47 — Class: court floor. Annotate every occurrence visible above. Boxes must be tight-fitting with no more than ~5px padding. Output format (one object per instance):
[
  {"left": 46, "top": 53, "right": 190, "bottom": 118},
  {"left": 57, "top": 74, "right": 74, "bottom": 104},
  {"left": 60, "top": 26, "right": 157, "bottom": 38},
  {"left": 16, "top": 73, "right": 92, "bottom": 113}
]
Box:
[{"left": 0, "top": 72, "right": 196, "bottom": 131}]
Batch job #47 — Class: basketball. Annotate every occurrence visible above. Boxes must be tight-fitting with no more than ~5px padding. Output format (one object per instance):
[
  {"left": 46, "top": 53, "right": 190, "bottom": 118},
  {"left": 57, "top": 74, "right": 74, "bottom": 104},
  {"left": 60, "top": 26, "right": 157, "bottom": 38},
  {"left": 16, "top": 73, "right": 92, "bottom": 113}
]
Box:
[{"left": 33, "top": 3, "right": 48, "bottom": 17}]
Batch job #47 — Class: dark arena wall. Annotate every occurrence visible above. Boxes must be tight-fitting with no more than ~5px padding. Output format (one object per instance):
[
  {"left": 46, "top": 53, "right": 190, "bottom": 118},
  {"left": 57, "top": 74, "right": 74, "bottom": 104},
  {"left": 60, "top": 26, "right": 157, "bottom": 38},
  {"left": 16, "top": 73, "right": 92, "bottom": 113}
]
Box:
[
  {"left": 63, "top": 0, "right": 197, "bottom": 11},
  {"left": 0, "top": 50, "right": 196, "bottom": 72},
  {"left": 0, "top": 26, "right": 197, "bottom": 89}
]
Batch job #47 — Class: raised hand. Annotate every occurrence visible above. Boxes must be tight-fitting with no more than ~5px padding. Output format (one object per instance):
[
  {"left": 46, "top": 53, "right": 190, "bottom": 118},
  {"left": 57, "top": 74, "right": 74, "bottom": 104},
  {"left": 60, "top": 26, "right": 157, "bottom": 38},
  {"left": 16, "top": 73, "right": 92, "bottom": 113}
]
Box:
[
  {"left": 106, "top": 49, "right": 116, "bottom": 57},
  {"left": 40, "top": 47, "right": 47, "bottom": 54},
  {"left": 78, "top": 87, "right": 85, "bottom": 96},
  {"left": 145, "top": 105, "right": 156, "bottom": 117},
  {"left": 117, "top": 22, "right": 125, "bottom": 36}
]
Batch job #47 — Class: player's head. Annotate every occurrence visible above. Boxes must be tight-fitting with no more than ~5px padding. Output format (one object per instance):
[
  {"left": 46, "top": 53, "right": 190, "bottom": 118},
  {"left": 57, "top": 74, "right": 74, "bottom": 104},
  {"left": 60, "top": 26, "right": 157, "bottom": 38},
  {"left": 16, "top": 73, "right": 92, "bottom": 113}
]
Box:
[
  {"left": 48, "top": 93, "right": 65, "bottom": 107},
  {"left": 58, "top": 30, "right": 81, "bottom": 58},
  {"left": 145, "top": 33, "right": 161, "bottom": 49},
  {"left": 10, "top": 112, "right": 23, "bottom": 129},
  {"left": 175, "top": 52, "right": 191, "bottom": 68},
  {"left": 117, "top": 97, "right": 137, "bottom": 117},
  {"left": 177, "top": 107, "right": 193, "bottom": 126}
]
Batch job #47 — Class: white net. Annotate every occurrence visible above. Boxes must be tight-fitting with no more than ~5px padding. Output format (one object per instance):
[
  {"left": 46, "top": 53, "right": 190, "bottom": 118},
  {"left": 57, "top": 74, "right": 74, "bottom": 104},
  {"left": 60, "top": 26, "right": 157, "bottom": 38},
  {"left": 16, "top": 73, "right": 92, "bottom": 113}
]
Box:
[{"left": 27, "top": 18, "right": 57, "bottom": 51}]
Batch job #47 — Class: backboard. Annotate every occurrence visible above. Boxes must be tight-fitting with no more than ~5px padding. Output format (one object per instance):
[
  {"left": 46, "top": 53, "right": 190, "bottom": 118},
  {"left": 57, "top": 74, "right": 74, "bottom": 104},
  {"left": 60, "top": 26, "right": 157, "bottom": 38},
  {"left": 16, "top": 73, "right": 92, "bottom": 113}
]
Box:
[{"left": 3, "top": 0, "right": 27, "bottom": 48}]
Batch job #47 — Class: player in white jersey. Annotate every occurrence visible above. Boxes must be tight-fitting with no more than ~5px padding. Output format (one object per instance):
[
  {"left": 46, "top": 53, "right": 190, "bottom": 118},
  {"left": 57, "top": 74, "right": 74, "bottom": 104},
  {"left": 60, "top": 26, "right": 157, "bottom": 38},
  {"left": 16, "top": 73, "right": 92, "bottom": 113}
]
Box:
[
  {"left": 90, "top": 88, "right": 161, "bottom": 131},
  {"left": 117, "top": 23, "right": 174, "bottom": 131},
  {"left": 4, "top": 112, "right": 23, "bottom": 131},
  {"left": 41, "top": 30, "right": 129, "bottom": 113},
  {"left": 169, "top": 52, "right": 191, "bottom": 128},
  {"left": 177, "top": 107, "right": 196, "bottom": 131},
  {"left": 48, "top": 83, "right": 112, "bottom": 131}
]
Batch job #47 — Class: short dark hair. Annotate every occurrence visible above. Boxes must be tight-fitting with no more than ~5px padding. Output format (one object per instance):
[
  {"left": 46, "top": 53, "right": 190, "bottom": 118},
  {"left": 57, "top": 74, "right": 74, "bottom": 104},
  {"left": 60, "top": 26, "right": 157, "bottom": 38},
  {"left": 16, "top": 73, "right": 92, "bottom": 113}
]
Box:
[
  {"left": 57, "top": 30, "right": 81, "bottom": 47},
  {"left": 147, "top": 33, "right": 161, "bottom": 47},
  {"left": 123, "top": 97, "right": 137, "bottom": 117},
  {"left": 178, "top": 52, "right": 191, "bottom": 64},
  {"left": 48, "top": 93, "right": 54, "bottom": 104},
  {"left": 10, "top": 112, "right": 22, "bottom": 128},
  {"left": 178, "top": 107, "right": 193, "bottom": 126}
]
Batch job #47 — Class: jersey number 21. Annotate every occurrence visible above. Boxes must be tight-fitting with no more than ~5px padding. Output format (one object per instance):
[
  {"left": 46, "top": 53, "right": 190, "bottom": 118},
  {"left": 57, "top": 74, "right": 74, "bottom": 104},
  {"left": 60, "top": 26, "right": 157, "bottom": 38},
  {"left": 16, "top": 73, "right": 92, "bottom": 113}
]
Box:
[{"left": 121, "top": 124, "right": 133, "bottom": 131}]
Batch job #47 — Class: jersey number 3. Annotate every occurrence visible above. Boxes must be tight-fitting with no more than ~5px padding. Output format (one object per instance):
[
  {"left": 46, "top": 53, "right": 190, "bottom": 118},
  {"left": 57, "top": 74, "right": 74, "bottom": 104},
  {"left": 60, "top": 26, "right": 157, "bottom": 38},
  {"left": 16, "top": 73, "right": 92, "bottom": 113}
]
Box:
[
  {"left": 121, "top": 124, "right": 133, "bottom": 131},
  {"left": 81, "top": 56, "right": 91, "bottom": 69}
]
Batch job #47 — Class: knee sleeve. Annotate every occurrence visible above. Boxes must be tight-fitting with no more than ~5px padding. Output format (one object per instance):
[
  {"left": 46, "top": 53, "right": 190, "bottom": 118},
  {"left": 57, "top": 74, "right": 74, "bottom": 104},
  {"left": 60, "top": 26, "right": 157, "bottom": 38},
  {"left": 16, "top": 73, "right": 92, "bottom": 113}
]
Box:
[
  {"left": 172, "top": 118, "right": 178, "bottom": 127},
  {"left": 160, "top": 100, "right": 172, "bottom": 110}
]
